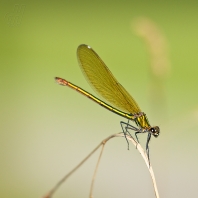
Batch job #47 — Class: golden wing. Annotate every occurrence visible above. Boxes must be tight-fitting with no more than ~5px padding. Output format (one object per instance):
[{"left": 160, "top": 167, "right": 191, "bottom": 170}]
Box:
[{"left": 77, "top": 44, "right": 141, "bottom": 114}]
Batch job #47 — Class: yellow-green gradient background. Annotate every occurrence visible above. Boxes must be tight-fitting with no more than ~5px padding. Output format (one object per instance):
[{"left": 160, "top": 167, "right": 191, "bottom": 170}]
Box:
[{"left": 1, "top": 1, "right": 198, "bottom": 198}]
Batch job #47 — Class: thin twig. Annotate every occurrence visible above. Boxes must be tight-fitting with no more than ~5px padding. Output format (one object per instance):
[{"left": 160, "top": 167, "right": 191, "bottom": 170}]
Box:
[
  {"left": 87, "top": 133, "right": 160, "bottom": 198},
  {"left": 43, "top": 142, "right": 102, "bottom": 198},
  {"left": 43, "top": 132, "right": 160, "bottom": 198},
  {"left": 128, "top": 135, "right": 160, "bottom": 198},
  {"left": 89, "top": 142, "right": 106, "bottom": 198}
]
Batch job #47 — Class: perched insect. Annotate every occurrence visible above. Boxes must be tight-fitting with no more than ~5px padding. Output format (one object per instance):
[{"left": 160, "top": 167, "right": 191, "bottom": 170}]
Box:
[{"left": 55, "top": 44, "right": 160, "bottom": 161}]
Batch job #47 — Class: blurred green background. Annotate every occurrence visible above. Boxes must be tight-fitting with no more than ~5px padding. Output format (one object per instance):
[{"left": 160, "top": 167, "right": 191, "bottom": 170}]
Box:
[{"left": 1, "top": 1, "right": 198, "bottom": 198}]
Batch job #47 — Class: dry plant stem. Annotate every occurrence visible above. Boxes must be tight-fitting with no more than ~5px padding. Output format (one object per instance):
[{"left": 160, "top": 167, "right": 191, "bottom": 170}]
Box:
[
  {"left": 132, "top": 136, "right": 160, "bottom": 198},
  {"left": 43, "top": 133, "right": 160, "bottom": 198},
  {"left": 89, "top": 142, "right": 105, "bottom": 198},
  {"left": 43, "top": 142, "right": 102, "bottom": 198},
  {"left": 90, "top": 133, "right": 159, "bottom": 198}
]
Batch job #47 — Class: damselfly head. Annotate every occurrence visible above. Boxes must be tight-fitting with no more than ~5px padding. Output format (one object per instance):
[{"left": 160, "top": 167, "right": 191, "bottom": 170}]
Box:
[{"left": 150, "top": 126, "right": 160, "bottom": 137}]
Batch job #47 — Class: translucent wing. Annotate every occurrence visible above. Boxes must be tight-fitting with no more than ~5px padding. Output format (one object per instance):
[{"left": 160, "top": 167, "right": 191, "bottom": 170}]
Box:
[{"left": 77, "top": 44, "right": 141, "bottom": 114}]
